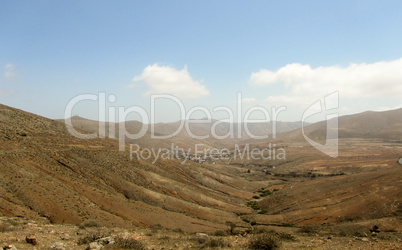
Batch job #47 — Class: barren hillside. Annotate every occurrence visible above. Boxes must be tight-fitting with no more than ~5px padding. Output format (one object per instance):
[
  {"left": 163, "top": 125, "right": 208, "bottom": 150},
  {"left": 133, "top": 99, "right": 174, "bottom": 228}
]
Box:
[
  {"left": 0, "top": 104, "right": 265, "bottom": 232},
  {"left": 277, "top": 108, "right": 402, "bottom": 143},
  {"left": 1, "top": 104, "right": 402, "bottom": 239}
]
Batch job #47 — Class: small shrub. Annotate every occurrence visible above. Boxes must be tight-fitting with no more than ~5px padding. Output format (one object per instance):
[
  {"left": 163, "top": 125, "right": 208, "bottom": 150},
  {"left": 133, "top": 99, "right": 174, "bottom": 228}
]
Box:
[
  {"left": 5, "top": 219, "right": 19, "bottom": 226},
  {"left": 254, "top": 229, "right": 297, "bottom": 242},
  {"left": 298, "top": 225, "right": 319, "bottom": 235},
  {"left": 247, "top": 201, "right": 260, "bottom": 210},
  {"left": 277, "top": 232, "right": 297, "bottom": 242},
  {"left": 0, "top": 223, "right": 14, "bottom": 232},
  {"left": 158, "top": 235, "right": 171, "bottom": 241},
  {"left": 172, "top": 228, "right": 183, "bottom": 233},
  {"left": 201, "top": 238, "right": 229, "bottom": 248},
  {"left": 19, "top": 132, "right": 27, "bottom": 137},
  {"left": 193, "top": 235, "right": 208, "bottom": 244},
  {"left": 77, "top": 231, "right": 108, "bottom": 245},
  {"left": 114, "top": 236, "right": 145, "bottom": 249},
  {"left": 335, "top": 224, "right": 369, "bottom": 237},
  {"left": 247, "top": 201, "right": 261, "bottom": 210},
  {"left": 248, "top": 233, "right": 281, "bottom": 249},
  {"left": 254, "top": 228, "right": 268, "bottom": 234},
  {"left": 226, "top": 221, "right": 237, "bottom": 235},
  {"left": 377, "top": 234, "right": 392, "bottom": 240},
  {"left": 258, "top": 210, "right": 268, "bottom": 214},
  {"left": 150, "top": 224, "right": 163, "bottom": 232},
  {"left": 279, "top": 223, "right": 294, "bottom": 228},
  {"left": 78, "top": 219, "right": 100, "bottom": 229},
  {"left": 259, "top": 190, "right": 272, "bottom": 197},
  {"left": 250, "top": 221, "right": 257, "bottom": 226},
  {"left": 214, "top": 230, "right": 227, "bottom": 236},
  {"left": 243, "top": 218, "right": 251, "bottom": 223},
  {"left": 253, "top": 195, "right": 261, "bottom": 199}
]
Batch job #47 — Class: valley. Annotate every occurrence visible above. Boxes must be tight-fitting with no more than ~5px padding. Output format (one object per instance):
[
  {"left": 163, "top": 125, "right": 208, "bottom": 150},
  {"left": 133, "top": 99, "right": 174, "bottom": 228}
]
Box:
[{"left": 0, "top": 104, "right": 401, "bottom": 249}]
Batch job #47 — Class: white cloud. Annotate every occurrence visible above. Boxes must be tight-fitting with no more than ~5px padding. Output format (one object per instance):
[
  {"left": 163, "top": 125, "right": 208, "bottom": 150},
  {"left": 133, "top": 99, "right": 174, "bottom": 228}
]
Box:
[
  {"left": 4, "top": 63, "right": 17, "bottom": 81},
  {"left": 131, "top": 64, "right": 209, "bottom": 99},
  {"left": 375, "top": 104, "right": 402, "bottom": 112},
  {"left": 249, "top": 58, "right": 402, "bottom": 107}
]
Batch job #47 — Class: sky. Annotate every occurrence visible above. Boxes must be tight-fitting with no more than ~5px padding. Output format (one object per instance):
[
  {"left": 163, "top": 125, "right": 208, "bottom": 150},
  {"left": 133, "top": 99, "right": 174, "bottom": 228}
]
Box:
[{"left": 1, "top": 0, "right": 402, "bottom": 123}]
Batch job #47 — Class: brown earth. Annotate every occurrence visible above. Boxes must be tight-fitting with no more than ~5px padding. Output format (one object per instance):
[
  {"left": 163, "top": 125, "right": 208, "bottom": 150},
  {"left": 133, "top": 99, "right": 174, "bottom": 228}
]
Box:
[
  {"left": 0, "top": 104, "right": 264, "bottom": 233},
  {"left": 0, "top": 216, "right": 401, "bottom": 249},
  {"left": 1, "top": 103, "right": 402, "bottom": 248},
  {"left": 278, "top": 108, "right": 402, "bottom": 143}
]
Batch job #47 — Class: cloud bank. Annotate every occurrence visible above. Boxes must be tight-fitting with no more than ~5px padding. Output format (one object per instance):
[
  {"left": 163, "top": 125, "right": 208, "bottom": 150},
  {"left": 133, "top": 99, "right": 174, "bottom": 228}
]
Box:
[
  {"left": 132, "top": 64, "right": 209, "bottom": 99},
  {"left": 249, "top": 58, "right": 402, "bottom": 106}
]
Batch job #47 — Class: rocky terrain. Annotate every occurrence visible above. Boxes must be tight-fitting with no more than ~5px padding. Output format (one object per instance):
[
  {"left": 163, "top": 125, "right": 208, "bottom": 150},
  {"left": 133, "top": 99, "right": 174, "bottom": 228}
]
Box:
[
  {"left": 1, "top": 216, "right": 401, "bottom": 249},
  {"left": 1, "top": 103, "right": 402, "bottom": 249},
  {"left": 0, "top": 104, "right": 264, "bottom": 232}
]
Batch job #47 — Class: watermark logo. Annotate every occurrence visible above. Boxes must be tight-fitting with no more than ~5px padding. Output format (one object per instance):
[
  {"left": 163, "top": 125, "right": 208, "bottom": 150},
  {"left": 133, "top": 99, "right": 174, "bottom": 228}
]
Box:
[
  {"left": 301, "top": 91, "right": 339, "bottom": 157},
  {"left": 64, "top": 92, "right": 287, "bottom": 151},
  {"left": 64, "top": 91, "right": 339, "bottom": 160},
  {"left": 130, "top": 143, "right": 286, "bottom": 164}
]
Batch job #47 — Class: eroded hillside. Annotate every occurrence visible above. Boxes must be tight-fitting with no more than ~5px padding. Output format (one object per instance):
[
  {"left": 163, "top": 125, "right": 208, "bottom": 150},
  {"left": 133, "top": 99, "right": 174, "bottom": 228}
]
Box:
[{"left": 0, "top": 104, "right": 265, "bottom": 232}]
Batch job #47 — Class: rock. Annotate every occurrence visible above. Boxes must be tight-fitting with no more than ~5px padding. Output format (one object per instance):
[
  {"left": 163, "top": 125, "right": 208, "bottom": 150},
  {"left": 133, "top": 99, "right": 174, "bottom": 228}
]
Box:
[
  {"left": 195, "top": 233, "right": 209, "bottom": 239},
  {"left": 26, "top": 236, "right": 37, "bottom": 245},
  {"left": 370, "top": 225, "right": 381, "bottom": 233},
  {"left": 195, "top": 233, "right": 208, "bottom": 243},
  {"left": 3, "top": 245, "right": 17, "bottom": 250},
  {"left": 361, "top": 237, "right": 369, "bottom": 242},
  {"left": 86, "top": 242, "right": 103, "bottom": 249},
  {"left": 98, "top": 237, "right": 114, "bottom": 246},
  {"left": 119, "top": 231, "right": 130, "bottom": 239},
  {"left": 50, "top": 242, "right": 65, "bottom": 250},
  {"left": 61, "top": 234, "right": 70, "bottom": 240}
]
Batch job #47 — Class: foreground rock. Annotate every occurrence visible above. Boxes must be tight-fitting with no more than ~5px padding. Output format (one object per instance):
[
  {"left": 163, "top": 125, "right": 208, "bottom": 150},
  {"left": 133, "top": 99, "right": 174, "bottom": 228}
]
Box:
[{"left": 50, "top": 242, "right": 65, "bottom": 250}]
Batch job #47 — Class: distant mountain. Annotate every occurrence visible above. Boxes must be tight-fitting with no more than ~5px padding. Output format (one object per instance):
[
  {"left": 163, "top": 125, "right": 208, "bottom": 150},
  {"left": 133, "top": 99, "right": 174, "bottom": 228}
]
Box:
[
  {"left": 61, "top": 108, "right": 402, "bottom": 149},
  {"left": 276, "top": 108, "right": 402, "bottom": 143},
  {"left": 60, "top": 117, "right": 305, "bottom": 149}
]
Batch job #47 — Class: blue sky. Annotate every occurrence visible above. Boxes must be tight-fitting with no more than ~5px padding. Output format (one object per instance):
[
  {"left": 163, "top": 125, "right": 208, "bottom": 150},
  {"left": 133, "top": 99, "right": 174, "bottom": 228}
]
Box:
[{"left": 1, "top": 0, "right": 402, "bottom": 123}]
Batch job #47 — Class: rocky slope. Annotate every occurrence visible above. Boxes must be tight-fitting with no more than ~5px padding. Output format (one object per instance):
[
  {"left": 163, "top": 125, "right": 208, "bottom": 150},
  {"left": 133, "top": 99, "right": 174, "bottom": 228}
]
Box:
[{"left": 0, "top": 104, "right": 262, "bottom": 232}]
